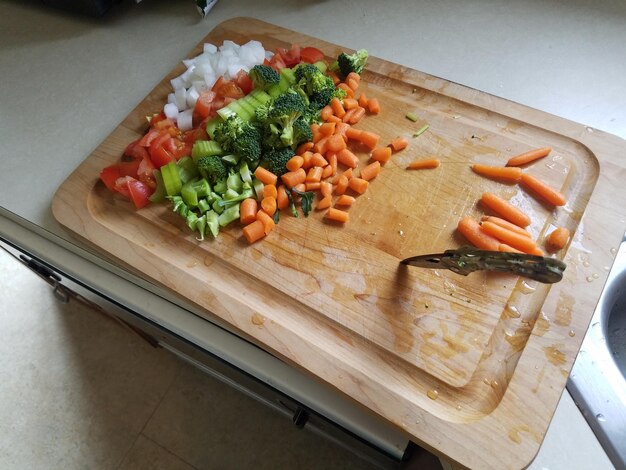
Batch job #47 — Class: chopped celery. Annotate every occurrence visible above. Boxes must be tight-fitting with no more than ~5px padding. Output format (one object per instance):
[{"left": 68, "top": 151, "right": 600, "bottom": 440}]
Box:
[
  {"left": 177, "top": 156, "right": 200, "bottom": 184},
  {"left": 413, "top": 123, "right": 430, "bottom": 137},
  {"left": 181, "top": 178, "right": 211, "bottom": 207},
  {"left": 213, "top": 179, "right": 227, "bottom": 194},
  {"left": 197, "top": 198, "right": 210, "bottom": 214},
  {"left": 238, "top": 162, "right": 253, "bottom": 185},
  {"left": 192, "top": 140, "right": 223, "bottom": 161},
  {"left": 185, "top": 211, "right": 199, "bottom": 231},
  {"left": 406, "top": 112, "right": 419, "bottom": 122},
  {"left": 195, "top": 214, "right": 207, "bottom": 241},
  {"left": 313, "top": 61, "right": 327, "bottom": 73},
  {"left": 205, "top": 117, "right": 221, "bottom": 139},
  {"left": 212, "top": 199, "right": 224, "bottom": 214},
  {"left": 218, "top": 204, "right": 240, "bottom": 227},
  {"left": 161, "top": 162, "right": 182, "bottom": 196},
  {"left": 222, "top": 154, "right": 239, "bottom": 165},
  {"left": 223, "top": 188, "right": 240, "bottom": 200},
  {"left": 226, "top": 173, "right": 243, "bottom": 193},
  {"left": 252, "top": 178, "right": 264, "bottom": 201},
  {"left": 206, "top": 210, "right": 219, "bottom": 237}
]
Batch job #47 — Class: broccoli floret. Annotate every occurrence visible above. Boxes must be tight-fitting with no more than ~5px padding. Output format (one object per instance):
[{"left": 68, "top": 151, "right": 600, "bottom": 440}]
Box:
[
  {"left": 248, "top": 65, "right": 280, "bottom": 91},
  {"left": 335, "top": 49, "right": 368, "bottom": 79},
  {"left": 293, "top": 63, "right": 337, "bottom": 112},
  {"left": 261, "top": 147, "right": 295, "bottom": 177},
  {"left": 293, "top": 118, "right": 313, "bottom": 146},
  {"left": 196, "top": 155, "right": 227, "bottom": 185},
  {"left": 213, "top": 116, "right": 262, "bottom": 163},
  {"left": 261, "top": 90, "right": 306, "bottom": 148}
]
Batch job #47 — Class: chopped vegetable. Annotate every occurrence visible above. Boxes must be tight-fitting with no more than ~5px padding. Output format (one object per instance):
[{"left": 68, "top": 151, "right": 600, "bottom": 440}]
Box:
[
  {"left": 480, "top": 192, "right": 531, "bottom": 228},
  {"left": 333, "top": 49, "right": 369, "bottom": 79},
  {"left": 480, "top": 221, "right": 543, "bottom": 255},
  {"left": 413, "top": 124, "right": 429, "bottom": 138},
  {"left": 406, "top": 112, "right": 419, "bottom": 122},
  {"left": 457, "top": 217, "right": 500, "bottom": 251},
  {"left": 546, "top": 227, "right": 570, "bottom": 251},
  {"left": 242, "top": 219, "right": 266, "bottom": 244},
  {"left": 240, "top": 198, "right": 258, "bottom": 225},
  {"left": 407, "top": 158, "right": 440, "bottom": 170},
  {"left": 506, "top": 147, "right": 552, "bottom": 167},
  {"left": 520, "top": 173, "right": 566, "bottom": 206},
  {"left": 480, "top": 216, "right": 531, "bottom": 238},
  {"left": 325, "top": 207, "right": 349, "bottom": 223},
  {"left": 471, "top": 164, "right": 522, "bottom": 182}
]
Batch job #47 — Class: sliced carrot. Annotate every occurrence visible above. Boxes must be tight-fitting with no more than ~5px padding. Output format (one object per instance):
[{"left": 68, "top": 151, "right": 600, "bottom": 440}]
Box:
[
  {"left": 480, "top": 221, "right": 541, "bottom": 255},
  {"left": 325, "top": 207, "right": 349, "bottom": 223},
  {"left": 367, "top": 97, "right": 380, "bottom": 114},
  {"left": 256, "top": 210, "right": 275, "bottom": 235},
  {"left": 320, "top": 105, "right": 334, "bottom": 122},
  {"left": 313, "top": 135, "right": 329, "bottom": 155},
  {"left": 320, "top": 181, "right": 333, "bottom": 197},
  {"left": 360, "top": 161, "right": 381, "bottom": 181},
  {"left": 480, "top": 192, "right": 531, "bottom": 228},
  {"left": 316, "top": 194, "right": 332, "bottom": 210},
  {"left": 546, "top": 227, "right": 570, "bottom": 251},
  {"left": 296, "top": 141, "right": 313, "bottom": 155},
  {"left": 327, "top": 152, "right": 338, "bottom": 176},
  {"left": 326, "top": 115, "right": 342, "bottom": 123},
  {"left": 349, "top": 106, "right": 366, "bottom": 124},
  {"left": 343, "top": 98, "right": 358, "bottom": 110},
  {"left": 242, "top": 220, "right": 265, "bottom": 244},
  {"left": 342, "top": 108, "right": 357, "bottom": 123},
  {"left": 348, "top": 177, "right": 369, "bottom": 195},
  {"left": 335, "top": 175, "right": 349, "bottom": 195},
  {"left": 328, "top": 70, "right": 341, "bottom": 85},
  {"left": 338, "top": 82, "right": 354, "bottom": 98},
  {"left": 527, "top": 245, "right": 546, "bottom": 256},
  {"left": 358, "top": 131, "right": 380, "bottom": 150},
  {"left": 407, "top": 158, "right": 440, "bottom": 170},
  {"left": 311, "top": 123, "right": 321, "bottom": 143},
  {"left": 336, "top": 148, "right": 359, "bottom": 168},
  {"left": 239, "top": 198, "right": 258, "bottom": 225},
  {"left": 301, "top": 151, "right": 314, "bottom": 169},
  {"left": 321, "top": 164, "right": 333, "bottom": 179},
  {"left": 326, "top": 133, "right": 347, "bottom": 153},
  {"left": 333, "top": 168, "right": 353, "bottom": 184},
  {"left": 480, "top": 216, "right": 531, "bottom": 238},
  {"left": 347, "top": 78, "right": 359, "bottom": 92},
  {"left": 345, "top": 127, "right": 362, "bottom": 141},
  {"left": 457, "top": 216, "right": 500, "bottom": 251},
  {"left": 335, "top": 195, "right": 356, "bottom": 207},
  {"left": 293, "top": 183, "right": 306, "bottom": 194},
  {"left": 286, "top": 155, "right": 304, "bottom": 172},
  {"left": 334, "top": 122, "right": 350, "bottom": 141},
  {"left": 306, "top": 166, "right": 323, "bottom": 183},
  {"left": 276, "top": 185, "right": 289, "bottom": 210},
  {"left": 520, "top": 173, "right": 566, "bottom": 206},
  {"left": 330, "top": 97, "right": 346, "bottom": 118},
  {"left": 305, "top": 182, "right": 321, "bottom": 191},
  {"left": 311, "top": 152, "right": 328, "bottom": 167},
  {"left": 471, "top": 164, "right": 522, "bottom": 182},
  {"left": 319, "top": 122, "right": 336, "bottom": 136},
  {"left": 499, "top": 244, "right": 524, "bottom": 254},
  {"left": 506, "top": 147, "right": 552, "bottom": 167},
  {"left": 345, "top": 72, "right": 361, "bottom": 85},
  {"left": 390, "top": 136, "right": 409, "bottom": 152},
  {"left": 370, "top": 146, "right": 392, "bottom": 164},
  {"left": 281, "top": 168, "right": 306, "bottom": 188},
  {"left": 263, "top": 184, "right": 277, "bottom": 199},
  {"left": 261, "top": 196, "right": 277, "bottom": 216},
  {"left": 254, "top": 166, "right": 278, "bottom": 186},
  {"left": 358, "top": 92, "right": 368, "bottom": 108}
]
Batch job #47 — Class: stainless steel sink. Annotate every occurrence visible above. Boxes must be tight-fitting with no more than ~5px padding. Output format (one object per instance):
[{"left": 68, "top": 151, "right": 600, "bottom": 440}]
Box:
[{"left": 568, "top": 237, "right": 626, "bottom": 470}]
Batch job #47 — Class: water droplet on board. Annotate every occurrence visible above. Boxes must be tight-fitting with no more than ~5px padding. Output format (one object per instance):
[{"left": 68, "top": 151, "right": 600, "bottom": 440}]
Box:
[
  {"left": 483, "top": 378, "right": 491, "bottom": 385},
  {"left": 610, "top": 247, "right": 617, "bottom": 255},
  {"left": 586, "top": 276, "right": 595, "bottom": 282},
  {"left": 569, "top": 330, "right": 576, "bottom": 337},
  {"left": 427, "top": 389, "right": 439, "bottom": 400},
  {"left": 456, "top": 404, "right": 462, "bottom": 410},
  {"left": 596, "top": 413, "right": 606, "bottom": 422},
  {"left": 583, "top": 261, "right": 590, "bottom": 268},
  {"left": 398, "top": 230, "right": 405, "bottom": 236},
  {"left": 592, "top": 273, "right": 599, "bottom": 279},
  {"left": 490, "top": 380, "right": 500, "bottom": 389},
  {"left": 586, "top": 127, "right": 594, "bottom": 133},
  {"left": 505, "top": 303, "right": 521, "bottom": 318}
]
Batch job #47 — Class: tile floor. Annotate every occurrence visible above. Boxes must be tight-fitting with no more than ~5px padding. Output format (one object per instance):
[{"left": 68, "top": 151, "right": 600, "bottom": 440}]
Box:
[{"left": 0, "top": 248, "right": 404, "bottom": 470}]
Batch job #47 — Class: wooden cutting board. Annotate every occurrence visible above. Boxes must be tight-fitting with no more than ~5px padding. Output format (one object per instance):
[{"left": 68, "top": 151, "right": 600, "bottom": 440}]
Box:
[{"left": 52, "top": 17, "right": 626, "bottom": 469}]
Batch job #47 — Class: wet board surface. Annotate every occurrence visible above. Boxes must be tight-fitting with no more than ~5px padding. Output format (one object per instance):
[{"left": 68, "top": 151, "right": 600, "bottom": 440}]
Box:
[{"left": 52, "top": 17, "right": 626, "bottom": 469}]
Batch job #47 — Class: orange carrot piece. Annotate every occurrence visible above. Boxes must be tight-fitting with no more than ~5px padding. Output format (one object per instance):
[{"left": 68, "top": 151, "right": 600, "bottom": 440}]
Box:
[
  {"left": 320, "top": 105, "right": 334, "bottom": 121},
  {"left": 335, "top": 175, "right": 349, "bottom": 195},
  {"left": 293, "top": 183, "right": 306, "bottom": 194},
  {"left": 346, "top": 78, "right": 359, "bottom": 92},
  {"left": 390, "top": 136, "right": 409, "bottom": 152},
  {"left": 506, "top": 147, "right": 552, "bottom": 167},
  {"left": 254, "top": 166, "right": 278, "bottom": 186},
  {"left": 367, "top": 97, "right": 380, "bottom": 114},
  {"left": 546, "top": 227, "right": 570, "bottom": 251},
  {"left": 349, "top": 106, "right": 366, "bottom": 124},
  {"left": 319, "top": 122, "right": 336, "bottom": 136},
  {"left": 358, "top": 92, "right": 368, "bottom": 108},
  {"left": 370, "top": 146, "right": 392, "bottom": 164},
  {"left": 342, "top": 108, "right": 357, "bottom": 123},
  {"left": 281, "top": 168, "right": 306, "bottom": 188},
  {"left": 313, "top": 135, "right": 329, "bottom": 155},
  {"left": 256, "top": 210, "right": 275, "bottom": 235},
  {"left": 305, "top": 182, "right": 321, "bottom": 191},
  {"left": 358, "top": 131, "right": 380, "bottom": 149},
  {"left": 480, "top": 221, "right": 541, "bottom": 255},
  {"left": 360, "top": 161, "right": 381, "bottom": 181},
  {"left": 326, "top": 115, "right": 342, "bottom": 123},
  {"left": 471, "top": 164, "right": 522, "bottom": 182},
  {"left": 261, "top": 196, "right": 277, "bottom": 216},
  {"left": 325, "top": 207, "right": 349, "bottom": 223},
  {"left": 263, "top": 184, "right": 277, "bottom": 199},
  {"left": 242, "top": 220, "right": 265, "bottom": 244},
  {"left": 301, "top": 151, "right": 314, "bottom": 169},
  {"left": 330, "top": 97, "right": 346, "bottom": 118},
  {"left": 311, "top": 124, "right": 322, "bottom": 143},
  {"left": 333, "top": 168, "right": 353, "bottom": 184},
  {"left": 407, "top": 158, "right": 440, "bottom": 170},
  {"left": 457, "top": 216, "right": 500, "bottom": 251},
  {"left": 337, "top": 148, "right": 359, "bottom": 168},
  {"left": 296, "top": 141, "right": 313, "bottom": 155},
  {"left": 239, "top": 198, "right": 258, "bottom": 225},
  {"left": 326, "top": 133, "right": 347, "bottom": 153},
  {"left": 480, "top": 216, "right": 531, "bottom": 238},
  {"left": 338, "top": 82, "right": 354, "bottom": 98},
  {"left": 286, "top": 155, "right": 304, "bottom": 172},
  {"left": 345, "top": 72, "right": 361, "bottom": 85},
  {"left": 481, "top": 192, "right": 531, "bottom": 228},
  {"left": 321, "top": 164, "right": 333, "bottom": 179},
  {"left": 311, "top": 152, "right": 328, "bottom": 167},
  {"left": 527, "top": 245, "right": 546, "bottom": 256},
  {"left": 498, "top": 243, "right": 524, "bottom": 254},
  {"left": 335, "top": 195, "right": 356, "bottom": 207},
  {"left": 306, "top": 166, "right": 323, "bottom": 183},
  {"left": 345, "top": 126, "right": 362, "bottom": 141},
  {"left": 276, "top": 185, "right": 289, "bottom": 210},
  {"left": 328, "top": 70, "right": 341, "bottom": 85},
  {"left": 316, "top": 195, "right": 332, "bottom": 210},
  {"left": 334, "top": 122, "right": 350, "bottom": 140},
  {"left": 320, "top": 181, "right": 333, "bottom": 197},
  {"left": 520, "top": 173, "right": 566, "bottom": 206},
  {"left": 343, "top": 98, "right": 358, "bottom": 110},
  {"left": 327, "top": 152, "right": 338, "bottom": 176},
  {"left": 348, "top": 177, "right": 369, "bottom": 195}
]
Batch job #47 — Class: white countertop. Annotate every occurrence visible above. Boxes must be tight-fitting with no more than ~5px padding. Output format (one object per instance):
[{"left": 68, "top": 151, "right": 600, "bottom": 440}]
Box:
[{"left": 1, "top": 0, "right": 623, "bottom": 467}]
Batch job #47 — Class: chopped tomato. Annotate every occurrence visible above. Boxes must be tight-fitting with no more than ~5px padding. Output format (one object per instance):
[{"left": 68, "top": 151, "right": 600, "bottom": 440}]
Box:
[
  {"left": 118, "top": 160, "right": 141, "bottom": 177},
  {"left": 138, "top": 129, "right": 161, "bottom": 147},
  {"left": 100, "top": 165, "right": 122, "bottom": 192},
  {"left": 126, "top": 178, "right": 153, "bottom": 209},
  {"left": 276, "top": 44, "right": 301, "bottom": 67},
  {"left": 137, "top": 156, "right": 156, "bottom": 188},
  {"left": 234, "top": 70, "right": 253, "bottom": 95},
  {"left": 152, "top": 117, "right": 176, "bottom": 130},
  {"left": 268, "top": 53, "right": 287, "bottom": 71},
  {"left": 113, "top": 176, "right": 133, "bottom": 198},
  {"left": 211, "top": 76, "right": 226, "bottom": 93},
  {"left": 124, "top": 140, "right": 150, "bottom": 160},
  {"left": 184, "top": 122, "right": 208, "bottom": 144},
  {"left": 148, "top": 112, "right": 167, "bottom": 128},
  {"left": 150, "top": 144, "right": 176, "bottom": 168},
  {"left": 300, "top": 46, "right": 325, "bottom": 64},
  {"left": 194, "top": 90, "right": 217, "bottom": 121},
  {"left": 218, "top": 81, "right": 244, "bottom": 99}
]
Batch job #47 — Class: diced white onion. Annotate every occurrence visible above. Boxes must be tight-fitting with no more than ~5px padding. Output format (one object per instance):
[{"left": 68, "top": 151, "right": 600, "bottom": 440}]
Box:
[
  {"left": 174, "top": 88, "right": 187, "bottom": 110},
  {"left": 203, "top": 43, "right": 217, "bottom": 54},
  {"left": 186, "top": 87, "right": 200, "bottom": 108},
  {"left": 164, "top": 103, "right": 179, "bottom": 120},
  {"left": 177, "top": 109, "right": 193, "bottom": 131}
]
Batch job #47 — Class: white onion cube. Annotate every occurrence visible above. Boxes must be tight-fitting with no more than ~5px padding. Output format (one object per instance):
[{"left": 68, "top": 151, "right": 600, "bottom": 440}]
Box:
[
  {"left": 203, "top": 43, "right": 217, "bottom": 54},
  {"left": 186, "top": 87, "right": 200, "bottom": 108},
  {"left": 164, "top": 103, "right": 179, "bottom": 120},
  {"left": 177, "top": 109, "right": 193, "bottom": 131},
  {"left": 174, "top": 88, "right": 187, "bottom": 110}
]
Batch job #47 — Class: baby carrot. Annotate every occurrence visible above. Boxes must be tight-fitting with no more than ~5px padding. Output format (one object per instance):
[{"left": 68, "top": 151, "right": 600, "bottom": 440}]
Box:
[
  {"left": 276, "top": 185, "right": 289, "bottom": 210},
  {"left": 358, "top": 92, "right": 368, "bottom": 108},
  {"left": 327, "top": 152, "right": 338, "bottom": 176},
  {"left": 342, "top": 108, "right": 357, "bottom": 123},
  {"left": 480, "top": 221, "right": 541, "bottom": 255},
  {"left": 254, "top": 166, "right": 278, "bottom": 186},
  {"left": 319, "top": 122, "right": 336, "bottom": 136},
  {"left": 310, "top": 152, "right": 328, "bottom": 167},
  {"left": 471, "top": 164, "right": 522, "bottom": 182},
  {"left": 520, "top": 173, "right": 566, "bottom": 206},
  {"left": 498, "top": 243, "right": 524, "bottom": 254},
  {"left": 407, "top": 158, "right": 440, "bottom": 170},
  {"left": 311, "top": 123, "right": 322, "bottom": 143},
  {"left": 343, "top": 98, "right": 358, "bottom": 110},
  {"left": 480, "top": 216, "right": 531, "bottom": 238},
  {"left": 390, "top": 136, "right": 409, "bottom": 152},
  {"left": 296, "top": 141, "right": 313, "bottom": 155},
  {"left": 370, "top": 146, "right": 392, "bottom": 164},
  {"left": 345, "top": 127, "right": 362, "bottom": 141},
  {"left": 345, "top": 72, "right": 361, "bottom": 85},
  {"left": 326, "top": 133, "right": 347, "bottom": 153},
  {"left": 367, "top": 97, "right": 380, "bottom": 114},
  {"left": 263, "top": 184, "right": 277, "bottom": 199},
  {"left": 347, "top": 77, "right": 359, "bottom": 92},
  {"left": 313, "top": 135, "right": 329, "bottom": 154},
  {"left": 334, "top": 175, "right": 349, "bottom": 195},
  {"left": 316, "top": 195, "right": 332, "bottom": 210},
  {"left": 334, "top": 122, "right": 350, "bottom": 141},
  {"left": 348, "top": 177, "right": 369, "bottom": 195},
  {"left": 349, "top": 106, "right": 366, "bottom": 124},
  {"left": 338, "top": 82, "right": 354, "bottom": 98},
  {"left": 506, "top": 147, "right": 552, "bottom": 167},
  {"left": 337, "top": 148, "right": 359, "bottom": 168},
  {"left": 335, "top": 195, "right": 356, "bottom": 207},
  {"left": 330, "top": 97, "right": 346, "bottom": 118},
  {"left": 321, "top": 164, "right": 333, "bottom": 179},
  {"left": 239, "top": 198, "right": 258, "bottom": 225},
  {"left": 281, "top": 168, "right": 306, "bottom": 188},
  {"left": 326, "top": 115, "right": 342, "bottom": 123},
  {"left": 480, "top": 192, "right": 531, "bottom": 228},
  {"left": 256, "top": 210, "right": 275, "bottom": 235},
  {"left": 301, "top": 151, "right": 314, "bottom": 169},
  {"left": 360, "top": 161, "right": 381, "bottom": 181},
  {"left": 325, "top": 207, "right": 349, "bottom": 223},
  {"left": 546, "top": 227, "right": 570, "bottom": 251},
  {"left": 305, "top": 182, "right": 321, "bottom": 191},
  {"left": 320, "top": 181, "right": 333, "bottom": 197},
  {"left": 286, "top": 155, "right": 304, "bottom": 172},
  {"left": 457, "top": 216, "right": 500, "bottom": 251},
  {"left": 261, "top": 196, "right": 277, "bottom": 217},
  {"left": 306, "top": 166, "right": 323, "bottom": 183},
  {"left": 242, "top": 220, "right": 265, "bottom": 244},
  {"left": 358, "top": 131, "right": 380, "bottom": 149},
  {"left": 320, "top": 106, "right": 334, "bottom": 122}
]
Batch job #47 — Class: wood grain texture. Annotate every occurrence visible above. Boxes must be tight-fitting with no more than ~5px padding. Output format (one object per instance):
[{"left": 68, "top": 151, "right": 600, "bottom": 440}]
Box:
[{"left": 52, "top": 18, "right": 626, "bottom": 469}]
